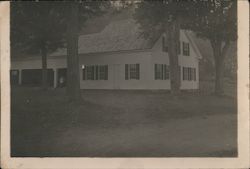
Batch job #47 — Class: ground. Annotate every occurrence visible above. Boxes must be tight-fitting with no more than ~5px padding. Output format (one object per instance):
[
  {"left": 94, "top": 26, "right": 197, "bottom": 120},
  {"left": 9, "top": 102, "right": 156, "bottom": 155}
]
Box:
[{"left": 11, "top": 86, "right": 237, "bottom": 157}]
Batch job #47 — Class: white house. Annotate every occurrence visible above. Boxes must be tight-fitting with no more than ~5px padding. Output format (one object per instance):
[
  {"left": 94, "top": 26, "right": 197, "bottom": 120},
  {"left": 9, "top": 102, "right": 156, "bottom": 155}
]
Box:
[{"left": 10, "top": 19, "right": 202, "bottom": 90}]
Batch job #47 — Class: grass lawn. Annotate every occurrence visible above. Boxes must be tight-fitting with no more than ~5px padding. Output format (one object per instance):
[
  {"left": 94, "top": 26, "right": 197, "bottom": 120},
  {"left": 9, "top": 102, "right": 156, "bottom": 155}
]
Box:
[{"left": 11, "top": 86, "right": 237, "bottom": 157}]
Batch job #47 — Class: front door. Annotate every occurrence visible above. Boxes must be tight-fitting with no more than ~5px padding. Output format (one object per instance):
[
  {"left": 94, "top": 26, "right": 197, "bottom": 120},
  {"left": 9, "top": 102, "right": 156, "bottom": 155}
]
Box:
[{"left": 113, "top": 64, "right": 120, "bottom": 89}]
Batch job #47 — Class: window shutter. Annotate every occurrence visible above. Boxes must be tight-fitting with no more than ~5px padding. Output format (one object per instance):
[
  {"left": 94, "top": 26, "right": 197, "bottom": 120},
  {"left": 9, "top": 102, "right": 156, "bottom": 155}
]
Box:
[
  {"left": 191, "top": 68, "right": 193, "bottom": 81},
  {"left": 194, "top": 68, "right": 196, "bottom": 81},
  {"left": 91, "top": 66, "right": 95, "bottom": 80},
  {"left": 182, "top": 67, "right": 185, "bottom": 80},
  {"left": 125, "top": 64, "right": 128, "bottom": 80},
  {"left": 186, "top": 67, "right": 189, "bottom": 80},
  {"left": 136, "top": 64, "right": 140, "bottom": 80},
  {"left": 166, "top": 65, "right": 170, "bottom": 80},
  {"left": 95, "top": 65, "right": 99, "bottom": 80},
  {"left": 105, "top": 65, "right": 108, "bottom": 80},
  {"left": 192, "top": 68, "right": 194, "bottom": 81},
  {"left": 164, "top": 64, "right": 167, "bottom": 80},
  {"left": 190, "top": 68, "right": 193, "bottom": 80},
  {"left": 160, "top": 64, "right": 163, "bottom": 80},
  {"left": 82, "top": 68, "right": 86, "bottom": 80},
  {"left": 86, "top": 65, "right": 89, "bottom": 80},
  {"left": 187, "top": 43, "right": 190, "bottom": 56},
  {"left": 182, "top": 42, "right": 185, "bottom": 55}
]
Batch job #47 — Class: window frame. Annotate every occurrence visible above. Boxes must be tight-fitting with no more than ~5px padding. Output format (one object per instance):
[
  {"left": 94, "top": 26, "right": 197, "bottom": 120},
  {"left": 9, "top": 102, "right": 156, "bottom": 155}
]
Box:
[
  {"left": 82, "top": 64, "right": 108, "bottom": 80},
  {"left": 182, "top": 67, "right": 196, "bottom": 81},
  {"left": 154, "top": 64, "right": 170, "bottom": 80},
  {"left": 125, "top": 64, "right": 140, "bottom": 80},
  {"left": 183, "top": 42, "right": 190, "bottom": 56}
]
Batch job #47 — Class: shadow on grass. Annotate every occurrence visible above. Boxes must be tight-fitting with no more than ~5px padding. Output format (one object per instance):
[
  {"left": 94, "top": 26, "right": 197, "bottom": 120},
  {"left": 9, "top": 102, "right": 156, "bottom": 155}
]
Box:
[{"left": 11, "top": 86, "right": 237, "bottom": 157}]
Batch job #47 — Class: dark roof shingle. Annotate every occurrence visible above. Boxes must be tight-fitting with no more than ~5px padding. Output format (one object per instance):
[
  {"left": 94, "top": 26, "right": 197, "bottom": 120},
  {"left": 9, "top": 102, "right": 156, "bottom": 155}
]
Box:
[{"left": 51, "top": 19, "right": 153, "bottom": 56}]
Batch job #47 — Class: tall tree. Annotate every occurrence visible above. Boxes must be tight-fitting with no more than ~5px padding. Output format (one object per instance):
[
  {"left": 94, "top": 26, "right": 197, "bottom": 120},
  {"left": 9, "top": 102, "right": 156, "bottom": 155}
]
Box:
[
  {"left": 65, "top": 1, "right": 109, "bottom": 102},
  {"left": 190, "top": 0, "right": 237, "bottom": 95},
  {"left": 11, "top": 2, "right": 65, "bottom": 90},
  {"left": 134, "top": 0, "right": 236, "bottom": 95},
  {"left": 66, "top": 2, "right": 81, "bottom": 102},
  {"left": 12, "top": 1, "right": 109, "bottom": 101},
  {"left": 134, "top": 0, "right": 197, "bottom": 94}
]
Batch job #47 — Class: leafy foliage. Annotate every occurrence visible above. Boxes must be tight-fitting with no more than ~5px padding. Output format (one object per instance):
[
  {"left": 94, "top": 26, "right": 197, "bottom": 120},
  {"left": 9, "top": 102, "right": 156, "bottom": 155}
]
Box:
[
  {"left": 134, "top": 0, "right": 237, "bottom": 94},
  {"left": 134, "top": 0, "right": 200, "bottom": 40},
  {"left": 134, "top": 0, "right": 236, "bottom": 42},
  {"left": 11, "top": 2, "right": 66, "bottom": 56},
  {"left": 188, "top": 0, "right": 237, "bottom": 42},
  {"left": 11, "top": 1, "right": 110, "bottom": 57}
]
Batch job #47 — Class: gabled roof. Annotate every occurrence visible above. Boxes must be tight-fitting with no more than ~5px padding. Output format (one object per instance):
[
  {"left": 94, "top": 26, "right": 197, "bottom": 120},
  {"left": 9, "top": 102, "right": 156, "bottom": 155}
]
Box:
[
  {"left": 51, "top": 19, "right": 154, "bottom": 56},
  {"left": 13, "top": 16, "right": 204, "bottom": 60},
  {"left": 51, "top": 18, "right": 204, "bottom": 58},
  {"left": 79, "top": 19, "right": 154, "bottom": 53}
]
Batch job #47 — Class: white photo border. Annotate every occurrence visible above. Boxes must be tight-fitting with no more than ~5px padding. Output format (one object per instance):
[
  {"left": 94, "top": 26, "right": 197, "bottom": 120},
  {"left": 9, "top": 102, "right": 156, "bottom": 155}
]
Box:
[{"left": 1, "top": 1, "right": 249, "bottom": 169}]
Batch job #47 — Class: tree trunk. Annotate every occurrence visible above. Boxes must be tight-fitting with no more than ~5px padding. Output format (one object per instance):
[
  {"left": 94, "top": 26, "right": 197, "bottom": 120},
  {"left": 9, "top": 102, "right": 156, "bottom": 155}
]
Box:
[
  {"left": 41, "top": 44, "right": 48, "bottom": 90},
  {"left": 167, "top": 19, "right": 181, "bottom": 94},
  {"left": 66, "top": 2, "right": 81, "bottom": 102},
  {"left": 210, "top": 40, "right": 230, "bottom": 95}
]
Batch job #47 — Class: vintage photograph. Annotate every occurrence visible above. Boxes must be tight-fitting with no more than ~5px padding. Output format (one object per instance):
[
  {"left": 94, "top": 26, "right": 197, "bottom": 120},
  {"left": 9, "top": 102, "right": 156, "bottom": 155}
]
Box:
[{"left": 9, "top": 0, "right": 238, "bottom": 158}]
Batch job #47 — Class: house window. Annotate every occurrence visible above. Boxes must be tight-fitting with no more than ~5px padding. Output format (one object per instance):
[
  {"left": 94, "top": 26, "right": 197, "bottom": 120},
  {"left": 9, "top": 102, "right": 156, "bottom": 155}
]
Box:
[
  {"left": 154, "top": 64, "right": 170, "bottom": 80},
  {"left": 183, "top": 67, "right": 196, "bottom": 81},
  {"left": 86, "top": 65, "right": 95, "bottom": 80},
  {"left": 82, "top": 65, "right": 108, "bottom": 80},
  {"left": 183, "top": 42, "right": 190, "bottom": 56},
  {"left": 125, "top": 64, "right": 140, "bottom": 80},
  {"left": 99, "top": 65, "right": 108, "bottom": 80}
]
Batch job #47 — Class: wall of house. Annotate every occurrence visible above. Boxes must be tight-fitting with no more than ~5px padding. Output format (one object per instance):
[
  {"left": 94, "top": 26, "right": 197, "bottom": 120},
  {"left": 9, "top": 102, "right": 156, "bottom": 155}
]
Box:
[
  {"left": 11, "top": 57, "right": 66, "bottom": 87},
  {"left": 79, "top": 51, "right": 153, "bottom": 89},
  {"left": 179, "top": 31, "right": 200, "bottom": 89},
  {"left": 78, "top": 31, "right": 199, "bottom": 90},
  {"left": 150, "top": 30, "right": 200, "bottom": 90},
  {"left": 11, "top": 57, "right": 66, "bottom": 70},
  {"left": 11, "top": 30, "right": 200, "bottom": 90}
]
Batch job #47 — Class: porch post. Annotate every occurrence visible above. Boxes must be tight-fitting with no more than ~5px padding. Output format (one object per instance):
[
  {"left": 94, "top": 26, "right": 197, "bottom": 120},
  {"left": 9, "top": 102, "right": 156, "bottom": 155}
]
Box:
[
  {"left": 18, "top": 69, "right": 22, "bottom": 85},
  {"left": 53, "top": 68, "right": 57, "bottom": 88}
]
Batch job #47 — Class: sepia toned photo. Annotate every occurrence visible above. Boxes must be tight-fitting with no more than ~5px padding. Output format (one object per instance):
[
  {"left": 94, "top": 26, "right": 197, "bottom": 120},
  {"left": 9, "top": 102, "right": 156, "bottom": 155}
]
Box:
[{"left": 0, "top": 0, "right": 249, "bottom": 169}]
